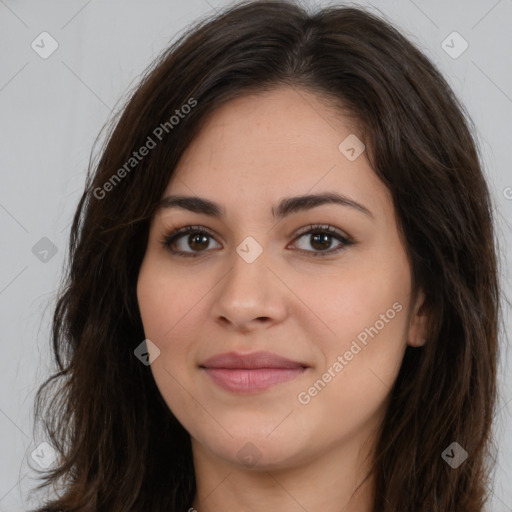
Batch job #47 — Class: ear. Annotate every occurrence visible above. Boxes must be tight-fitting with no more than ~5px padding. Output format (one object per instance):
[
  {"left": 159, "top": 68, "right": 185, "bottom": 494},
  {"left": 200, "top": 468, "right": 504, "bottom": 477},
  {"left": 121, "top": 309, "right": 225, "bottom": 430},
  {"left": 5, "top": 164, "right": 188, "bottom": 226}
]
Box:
[{"left": 407, "top": 289, "right": 428, "bottom": 347}]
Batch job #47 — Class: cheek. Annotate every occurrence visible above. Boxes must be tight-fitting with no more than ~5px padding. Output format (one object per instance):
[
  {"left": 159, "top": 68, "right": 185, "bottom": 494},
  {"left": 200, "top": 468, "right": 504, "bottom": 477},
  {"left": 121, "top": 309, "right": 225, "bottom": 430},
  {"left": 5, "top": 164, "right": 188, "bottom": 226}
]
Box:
[
  {"left": 137, "top": 256, "right": 201, "bottom": 340},
  {"left": 296, "top": 293, "right": 407, "bottom": 441},
  {"left": 136, "top": 257, "right": 213, "bottom": 386},
  {"left": 299, "top": 258, "right": 410, "bottom": 394},
  {"left": 137, "top": 261, "right": 204, "bottom": 420},
  {"left": 299, "top": 261, "right": 408, "bottom": 342}
]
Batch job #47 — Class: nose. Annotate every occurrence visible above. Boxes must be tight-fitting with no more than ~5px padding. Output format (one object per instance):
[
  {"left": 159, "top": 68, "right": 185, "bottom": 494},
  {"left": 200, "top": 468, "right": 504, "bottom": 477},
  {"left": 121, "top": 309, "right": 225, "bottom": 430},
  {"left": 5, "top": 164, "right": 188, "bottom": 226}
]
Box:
[{"left": 211, "top": 246, "right": 288, "bottom": 333}]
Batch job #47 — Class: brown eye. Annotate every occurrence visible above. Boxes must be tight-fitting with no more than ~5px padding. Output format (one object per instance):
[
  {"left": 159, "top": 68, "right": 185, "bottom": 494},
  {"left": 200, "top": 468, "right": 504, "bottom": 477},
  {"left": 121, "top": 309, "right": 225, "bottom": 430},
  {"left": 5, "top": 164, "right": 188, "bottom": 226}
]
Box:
[
  {"left": 290, "top": 225, "right": 353, "bottom": 257},
  {"left": 160, "top": 224, "right": 353, "bottom": 258},
  {"left": 161, "top": 226, "right": 221, "bottom": 257}
]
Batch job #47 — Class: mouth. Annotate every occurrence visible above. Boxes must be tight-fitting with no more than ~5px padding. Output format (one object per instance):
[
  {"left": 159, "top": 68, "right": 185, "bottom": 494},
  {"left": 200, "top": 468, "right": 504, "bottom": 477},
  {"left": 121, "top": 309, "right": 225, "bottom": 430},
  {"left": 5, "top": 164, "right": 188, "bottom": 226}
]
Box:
[{"left": 199, "top": 351, "right": 309, "bottom": 393}]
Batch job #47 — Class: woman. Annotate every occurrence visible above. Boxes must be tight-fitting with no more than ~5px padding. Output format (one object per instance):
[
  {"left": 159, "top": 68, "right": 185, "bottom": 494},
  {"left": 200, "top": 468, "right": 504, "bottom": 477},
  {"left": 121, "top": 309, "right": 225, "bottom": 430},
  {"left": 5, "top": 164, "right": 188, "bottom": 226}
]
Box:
[{"left": 30, "top": 1, "right": 501, "bottom": 511}]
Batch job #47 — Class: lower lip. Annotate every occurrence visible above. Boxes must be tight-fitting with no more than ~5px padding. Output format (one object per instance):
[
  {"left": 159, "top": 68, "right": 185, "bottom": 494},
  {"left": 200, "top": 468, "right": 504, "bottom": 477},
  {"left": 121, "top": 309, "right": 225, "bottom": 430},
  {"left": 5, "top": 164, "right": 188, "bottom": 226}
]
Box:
[{"left": 203, "top": 367, "right": 307, "bottom": 393}]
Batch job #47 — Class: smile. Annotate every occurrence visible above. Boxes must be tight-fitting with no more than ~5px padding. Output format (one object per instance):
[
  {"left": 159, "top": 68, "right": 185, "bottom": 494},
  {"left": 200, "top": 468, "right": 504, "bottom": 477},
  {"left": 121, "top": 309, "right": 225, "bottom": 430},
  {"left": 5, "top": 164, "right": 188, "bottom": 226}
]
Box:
[
  {"left": 199, "top": 351, "right": 309, "bottom": 393},
  {"left": 203, "top": 367, "right": 307, "bottom": 393}
]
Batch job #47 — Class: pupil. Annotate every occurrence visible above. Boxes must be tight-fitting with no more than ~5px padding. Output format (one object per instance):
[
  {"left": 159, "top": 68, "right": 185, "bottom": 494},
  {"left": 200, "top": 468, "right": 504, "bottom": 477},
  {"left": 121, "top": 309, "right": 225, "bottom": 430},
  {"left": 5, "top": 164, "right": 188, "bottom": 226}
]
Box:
[
  {"left": 311, "top": 233, "right": 331, "bottom": 251},
  {"left": 190, "top": 233, "right": 209, "bottom": 251}
]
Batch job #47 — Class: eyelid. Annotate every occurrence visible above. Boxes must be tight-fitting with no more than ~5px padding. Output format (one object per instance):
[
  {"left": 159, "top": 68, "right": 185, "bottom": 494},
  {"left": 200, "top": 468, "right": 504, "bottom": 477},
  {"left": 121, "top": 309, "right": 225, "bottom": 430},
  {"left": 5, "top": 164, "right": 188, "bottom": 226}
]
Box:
[
  {"left": 288, "top": 224, "right": 354, "bottom": 257},
  {"left": 292, "top": 223, "right": 350, "bottom": 240},
  {"left": 158, "top": 224, "right": 221, "bottom": 257}
]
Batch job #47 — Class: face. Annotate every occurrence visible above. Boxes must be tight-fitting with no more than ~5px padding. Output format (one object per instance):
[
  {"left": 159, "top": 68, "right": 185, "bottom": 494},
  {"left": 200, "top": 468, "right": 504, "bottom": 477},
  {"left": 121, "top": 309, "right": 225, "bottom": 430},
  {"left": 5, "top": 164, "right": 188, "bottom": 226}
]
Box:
[{"left": 136, "top": 86, "right": 427, "bottom": 471}]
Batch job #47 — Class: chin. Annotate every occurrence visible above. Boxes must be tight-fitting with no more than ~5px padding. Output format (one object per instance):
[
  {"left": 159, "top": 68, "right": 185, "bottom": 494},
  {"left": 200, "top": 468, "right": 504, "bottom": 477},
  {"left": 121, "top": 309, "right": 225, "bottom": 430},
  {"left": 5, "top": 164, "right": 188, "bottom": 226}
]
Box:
[{"left": 192, "top": 422, "right": 313, "bottom": 471}]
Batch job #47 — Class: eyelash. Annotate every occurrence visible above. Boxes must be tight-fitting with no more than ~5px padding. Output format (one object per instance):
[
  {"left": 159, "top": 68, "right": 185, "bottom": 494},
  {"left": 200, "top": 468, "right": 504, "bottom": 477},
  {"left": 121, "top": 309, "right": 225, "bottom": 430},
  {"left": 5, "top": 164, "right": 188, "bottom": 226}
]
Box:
[{"left": 159, "top": 224, "right": 354, "bottom": 258}]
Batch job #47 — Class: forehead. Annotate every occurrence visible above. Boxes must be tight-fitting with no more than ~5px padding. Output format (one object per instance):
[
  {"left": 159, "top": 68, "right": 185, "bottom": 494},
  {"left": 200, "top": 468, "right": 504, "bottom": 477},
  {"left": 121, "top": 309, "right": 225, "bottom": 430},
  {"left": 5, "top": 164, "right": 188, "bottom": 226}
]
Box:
[{"left": 159, "top": 87, "right": 391, "bottom": 222}]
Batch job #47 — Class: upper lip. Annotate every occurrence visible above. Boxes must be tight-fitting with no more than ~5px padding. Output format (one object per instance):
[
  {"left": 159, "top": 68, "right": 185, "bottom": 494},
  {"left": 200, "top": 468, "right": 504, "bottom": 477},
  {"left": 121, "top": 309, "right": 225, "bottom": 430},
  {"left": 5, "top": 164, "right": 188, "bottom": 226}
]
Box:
[{"left": 200, "top": 351, "right": 308, "bottom": 369}]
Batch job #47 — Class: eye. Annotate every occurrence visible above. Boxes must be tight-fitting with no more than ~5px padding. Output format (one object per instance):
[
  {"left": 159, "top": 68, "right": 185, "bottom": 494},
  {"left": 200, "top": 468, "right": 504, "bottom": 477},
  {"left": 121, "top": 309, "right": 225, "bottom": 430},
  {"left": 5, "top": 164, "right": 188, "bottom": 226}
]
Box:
[
  {"left": 159, "top": 224, "right": 353, "bottom": 258},
  {"left": 160, "top": 225, "right": 221, "bottom": 257},
  {"left": 289, "top": 224, "right": 353, "bottom": 257}
]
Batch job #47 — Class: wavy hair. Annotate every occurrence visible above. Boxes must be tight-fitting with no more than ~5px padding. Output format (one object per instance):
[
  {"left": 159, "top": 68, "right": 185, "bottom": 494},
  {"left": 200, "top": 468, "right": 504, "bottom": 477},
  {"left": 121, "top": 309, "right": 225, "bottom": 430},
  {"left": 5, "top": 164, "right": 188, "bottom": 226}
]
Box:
[{"left": 30, "top": 1, "right": 502, "bottom": 510}]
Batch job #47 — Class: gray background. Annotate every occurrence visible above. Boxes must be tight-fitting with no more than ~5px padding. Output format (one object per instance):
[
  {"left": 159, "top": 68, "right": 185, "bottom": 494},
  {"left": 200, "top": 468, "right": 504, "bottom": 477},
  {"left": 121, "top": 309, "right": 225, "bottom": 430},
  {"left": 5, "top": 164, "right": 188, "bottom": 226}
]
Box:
[{"left": 1, "top": 0, "right": 511, "bottom": 510}]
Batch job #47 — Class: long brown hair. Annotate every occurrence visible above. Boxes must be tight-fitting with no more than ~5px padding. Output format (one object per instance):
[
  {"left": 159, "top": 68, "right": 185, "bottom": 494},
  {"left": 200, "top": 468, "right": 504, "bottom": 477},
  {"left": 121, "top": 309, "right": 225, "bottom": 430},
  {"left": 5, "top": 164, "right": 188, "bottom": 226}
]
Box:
[{"left": 30, "top": 1, "right": 502, "bottom": 510}]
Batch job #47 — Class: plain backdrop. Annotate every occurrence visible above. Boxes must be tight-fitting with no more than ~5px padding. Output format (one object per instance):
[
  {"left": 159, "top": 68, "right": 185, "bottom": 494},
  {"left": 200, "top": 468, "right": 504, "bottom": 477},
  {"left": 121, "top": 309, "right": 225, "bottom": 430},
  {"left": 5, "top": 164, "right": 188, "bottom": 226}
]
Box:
[{"left": 1, "top": 0, "right": 511, "bottom": 510}]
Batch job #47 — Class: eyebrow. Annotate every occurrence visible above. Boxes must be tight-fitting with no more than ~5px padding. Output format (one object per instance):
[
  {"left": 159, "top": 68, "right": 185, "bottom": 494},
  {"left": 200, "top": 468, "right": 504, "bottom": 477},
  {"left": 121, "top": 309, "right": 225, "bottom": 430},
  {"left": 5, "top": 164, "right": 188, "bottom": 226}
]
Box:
[{"left": 156, "top": 192, "right": 374, "bottom": 220}]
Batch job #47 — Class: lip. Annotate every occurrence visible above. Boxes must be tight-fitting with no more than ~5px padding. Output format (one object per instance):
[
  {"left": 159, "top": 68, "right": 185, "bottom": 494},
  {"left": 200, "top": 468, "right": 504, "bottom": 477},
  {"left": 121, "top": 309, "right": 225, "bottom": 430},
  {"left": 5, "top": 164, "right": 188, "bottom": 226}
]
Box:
[{"left": 200, "top": 351, "right": 309, "bottom": 393}]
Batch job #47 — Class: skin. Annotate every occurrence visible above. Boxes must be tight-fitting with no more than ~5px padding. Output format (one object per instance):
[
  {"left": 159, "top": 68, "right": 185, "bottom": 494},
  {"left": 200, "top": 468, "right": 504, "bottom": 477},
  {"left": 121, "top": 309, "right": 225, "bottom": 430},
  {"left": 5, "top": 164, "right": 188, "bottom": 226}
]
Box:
[{"left": 136, "top": 86, "right": 428, "bottom": 512}]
